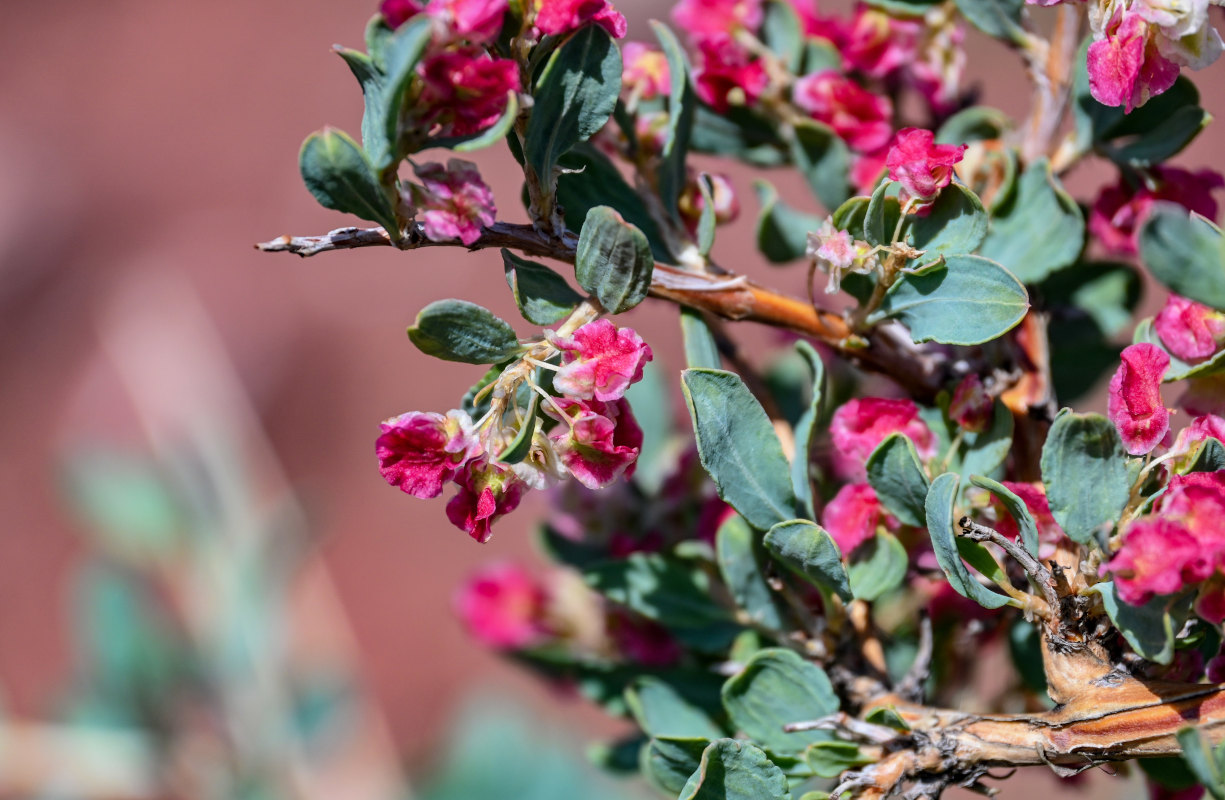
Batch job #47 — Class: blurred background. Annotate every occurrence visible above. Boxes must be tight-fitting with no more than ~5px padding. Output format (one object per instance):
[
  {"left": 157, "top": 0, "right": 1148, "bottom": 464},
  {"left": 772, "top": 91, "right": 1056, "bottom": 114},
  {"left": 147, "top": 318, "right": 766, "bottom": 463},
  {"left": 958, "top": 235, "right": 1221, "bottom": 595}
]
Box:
[{"left": 0, "top": 0, "right": 1219, "bottom": 797}]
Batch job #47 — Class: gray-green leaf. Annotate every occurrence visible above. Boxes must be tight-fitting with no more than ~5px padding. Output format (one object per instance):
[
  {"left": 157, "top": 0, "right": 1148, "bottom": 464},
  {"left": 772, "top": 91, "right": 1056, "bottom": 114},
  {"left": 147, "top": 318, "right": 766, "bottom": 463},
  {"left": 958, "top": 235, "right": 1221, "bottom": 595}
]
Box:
[
  {"left": 1040, "top": 409, "right": 1131, "bottom": 545},
  {"left": 763, "top": 520, "right": 852, "bottom": 600},
  {"left": 299, "top": 128, "right": 399, "bottom": 233},
  {"left": 721, "top": 649, "right": 839, "bottom": 753},
  {"left": 406, "top": 299, "right": 521, "bottom": 363}
]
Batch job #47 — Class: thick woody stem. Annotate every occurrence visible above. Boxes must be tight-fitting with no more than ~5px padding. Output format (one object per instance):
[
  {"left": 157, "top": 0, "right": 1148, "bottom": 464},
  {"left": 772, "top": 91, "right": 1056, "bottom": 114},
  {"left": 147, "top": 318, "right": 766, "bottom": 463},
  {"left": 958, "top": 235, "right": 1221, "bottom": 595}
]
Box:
[{"left": 256, "top": 223, "right": 952, "bottom": 399}]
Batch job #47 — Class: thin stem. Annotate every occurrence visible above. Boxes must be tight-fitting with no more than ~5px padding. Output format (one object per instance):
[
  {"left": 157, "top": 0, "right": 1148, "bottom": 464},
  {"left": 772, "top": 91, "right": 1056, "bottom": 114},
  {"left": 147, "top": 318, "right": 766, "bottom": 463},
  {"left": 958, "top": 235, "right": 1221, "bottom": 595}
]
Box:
[{"left": 958, "top": 516, "right": 1059, "bottom": 617}]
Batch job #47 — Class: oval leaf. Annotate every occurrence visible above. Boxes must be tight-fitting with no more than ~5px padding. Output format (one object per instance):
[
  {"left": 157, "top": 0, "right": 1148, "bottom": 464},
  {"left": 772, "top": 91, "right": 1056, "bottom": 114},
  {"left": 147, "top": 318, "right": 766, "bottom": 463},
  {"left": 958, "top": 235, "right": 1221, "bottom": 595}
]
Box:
[
  {"left": 717, "top": 514, "right": 787, "bottom": 630},
  {"left": 406, "top": 299, "right": 521, "bottom": 363},
  {"left": 1040, "top": 409, "right": 1131, "bottom": 545},
  {"left": 1139, "top": 203, "right": 1225, "bottom": 311},
  {"left": 626, "top": 677, "right": 724, "bottom": 739},
  {"left": 682, "top": 369, "right": 799, "bottom": 531},
  {"left": 978, "top": 159, "right": 1084, "bottom": 284},
  {"left": 847, "top": 532, "right": 908, "bottom": 602},
  {"left": 721, "top": 649, "right": 839, "bottom": 753},
  {"left": 924, "top": 472, "right": 1012, "bottom": 609},
  {"left": 575, "top": 206, "right": 655, "bottom": 314},
  {"left": 299, "top": 128, "right": 399, "bottom": 233},
  {"left": 679, "top": 739, "right": 791, "bottom": 800},
  {"left": 763, "top": 520, "right": 851, "bottom": 600},
  {"left": 865, "top": 433, "right": 931, "bottom": 527},
  {"left": 755, "top": 181, "right": 824, "bottom": 264},
  {"left": 791, "top": 341, "right": 825, "bottom": 518},
  {"left": 502, "top": 249, "right": 583, "bottom": 325},
  {"left": 909, "top": 182, "right": 988, "bottom": 260},
  {"left": 871, "top": 254, "right": 1029, "bottom": 345}
]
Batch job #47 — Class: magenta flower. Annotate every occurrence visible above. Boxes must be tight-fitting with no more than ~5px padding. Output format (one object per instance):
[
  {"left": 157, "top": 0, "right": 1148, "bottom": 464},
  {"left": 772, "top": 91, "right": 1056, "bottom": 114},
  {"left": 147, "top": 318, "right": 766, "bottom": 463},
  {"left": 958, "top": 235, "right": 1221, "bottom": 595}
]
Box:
[
  {"left": 546, "top": 397, "right": 643, "bottom": 490},
  {"left": 792, "top": 71, "right": 893, "bottom": 153},
  {"left": 822, "top": 483, "right": 892, "bottom": 555},
  {"left": 382, "top": 0, "right": 426, "bottom": 28},
  {"left": 446, "top": 459, "right": 527, "bottom": 542},
  {"left": 989, "top": 481, "right": 1066, "bottom": 559},
  {"left": 535, "top": 0, "right": 627, "bottom": 38},
  {"left": 418, "top": 49, "right": 520, "bottom": 138},
  {"left": 679, "top": 172, "right": 739, "bottom": 236},
  {"left": 1154, "top": 294, "right": 1225, "bottom": 362},
  {"left": 830, "top": 397, "right": 936, "bottom": 478},
  {"left": 454, "top": 563, "right": 552, "bottom": 648},
  {"left": 851, "top": 149, "right": 889, "bottom": 195},
  {"left": 1160, "top": 471, "right": 1225, "bottom": 543},
  {"left": 409, "top": 159, "right": 497, "bottom": 246},
  {"left": 949, "top": 374, "right": 993, "bottom": 433},
  {"left": 430, "top": 0, "right": 508, "bottom": 41},
  {"left": 692, "top": 36, "right": 769, "bottom": 112},
  {"left": 622, "top": 42, "right": 671, "bottom": 101},
  {"left": 885, "top": 127, "right": 967, "bottom": 206},
  {"left": 1107, "top": 343, "right": 1170, "bottom": 455},
  {"left": 842, "top": 8, "right": 921, "bottom": 79},
  {"left": 1104, "top": 518, "right": 1211, "bottom": 605},
  {"left": 1089, "top": 167, "right": 1223, "bottom": 256},
  {"left": 550, "top": 319, "right": 653, "bottom": 402},
  {"left": 671, "top": 0, "right": 764, "bottom": 39},
  {"left": 606, "top": 607, "right": 682, "bottom": 666},
  {"left": 1086, "top": 8, "right": 1178, "bottom": 112},
  {"left": 1173, "top": 415, "right": 1225, "bottom": 458},
  {"left": 377, "top": 409, "right": 482, "bottom": 498}
]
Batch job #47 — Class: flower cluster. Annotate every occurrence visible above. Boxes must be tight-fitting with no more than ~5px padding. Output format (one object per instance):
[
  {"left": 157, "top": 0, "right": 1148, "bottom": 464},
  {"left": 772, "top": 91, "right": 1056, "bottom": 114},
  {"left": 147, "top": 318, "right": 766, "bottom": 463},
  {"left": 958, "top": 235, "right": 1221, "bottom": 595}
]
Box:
[
  {"left": 1080, "top": 0, "right": 1223, "bottom": 111},
  {"left": 377, "top": 320, "right": 653, "bottom": 541},
  {"left": 404, "top": 159, "right": 497, "bottom": 246},
  {"left": 886, "top": 127, "right": 967, "bottom": 209}
]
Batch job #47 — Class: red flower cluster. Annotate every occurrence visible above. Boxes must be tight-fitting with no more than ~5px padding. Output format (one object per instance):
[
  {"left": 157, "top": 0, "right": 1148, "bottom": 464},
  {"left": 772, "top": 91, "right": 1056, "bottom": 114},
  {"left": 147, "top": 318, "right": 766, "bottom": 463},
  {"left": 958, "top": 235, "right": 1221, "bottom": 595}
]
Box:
[{"left": 885, "top": 127, "right": 967, "bottom": 208}]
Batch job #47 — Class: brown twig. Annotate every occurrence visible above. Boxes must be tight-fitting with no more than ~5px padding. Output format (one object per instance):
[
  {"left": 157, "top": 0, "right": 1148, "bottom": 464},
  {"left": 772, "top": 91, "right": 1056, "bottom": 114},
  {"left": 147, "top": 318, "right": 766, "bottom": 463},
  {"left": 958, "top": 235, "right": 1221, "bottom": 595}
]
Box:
[
  {"left": 257, "top": 222, "right": 955, "bottom": 399},
  {"left": 958, "top": 516, "right": 1060, "bottom": 617}
]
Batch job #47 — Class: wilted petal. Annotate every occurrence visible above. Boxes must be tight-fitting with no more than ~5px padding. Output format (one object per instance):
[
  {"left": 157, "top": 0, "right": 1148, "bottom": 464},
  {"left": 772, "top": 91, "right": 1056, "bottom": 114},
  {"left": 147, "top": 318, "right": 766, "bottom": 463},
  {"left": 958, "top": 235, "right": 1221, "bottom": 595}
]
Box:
[{"left": 1107, "top": 343, "right": 1170, "bottom": 455}]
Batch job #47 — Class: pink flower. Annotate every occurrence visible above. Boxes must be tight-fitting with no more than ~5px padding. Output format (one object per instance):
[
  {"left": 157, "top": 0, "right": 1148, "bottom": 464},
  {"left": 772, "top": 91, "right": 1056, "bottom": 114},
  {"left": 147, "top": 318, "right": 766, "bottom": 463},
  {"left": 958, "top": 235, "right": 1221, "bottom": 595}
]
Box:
[
  {"left": 949, "top": 374, "right": 993, "bottom": 433},
  {"left": 1155, "top": 294, "right": 1225, "bottom": 361},
  {"left": 1086, "top": 8, "right": 1178, "bottom": 112},
  {"left": 382, "top": 0, "right": 426, "bottom": 28},
  {"left": 1173, "top": 414, "right": 1225, "bottom": 456},
  {"left": 692, "top": 36, "right": 769, "bottom": 112},
  {"left": 1104, "top": 518, "right": 1211, "bottom": 604},
  {"left": 430, "top": 0, "right": 508, "bottom": 41},
  {"left": 550, "top": 319, "right": 653, "bottom": 402},
  {"left": 885, "top": 127, "right": 967, "bottom": 206},
  {"left": 1089, "top": 167, "right": 1223, "bottom": 256},
  {"left": 806, "top": 218, "right": 880, "bottom": 294},
  {"left": 830, "top": 397, "right": 936, "bottom": 478},
  {"left": 671, "top": 0, "right": 764, "bottom": 39},
  {"left": 418, "top": 49, "right": 520, "bottom": 138},
  {"left": 409, "top": 159, "right": 497, "bottom": 246},
  {"left": 1107, "top": 343, "right": 1170, "bottom": 455},
  {"left": 1159, "top": 471, "right": 1225, "bottom": 542},
  {"left": 546, "top": 397, "right": 642, "bottom": 489},
  {"left": 908, "top": 18, "right": 966, "bottom": 114},
  {"left": 842, "top": 8, "right": 921, "bottom": 78},
  {"left": 851, "top": 149, "right": 889, "bottom": 194},
  {"left": 792, "top": 71, "right": 893, "bottom": 153},
  {"left": 377, "top": 409, "right": 482, "bottom": 498},
  {"left": 446, "top": 459, "right": 527, "bottom": 542},
  {"left": 455, "top": 563, "right": 552, "bottom": 648},
  {"left": 822, "top": 483, "right": 892, "bottom": 555},
  {"left": 622, "top": 42, "right": 671, "bottom": 101},
  {"left": 606, "top": 608, "right": 682, "bottom": 665},
  {"left": 536, "top": 0, "right": 627, "bottom": 38}
]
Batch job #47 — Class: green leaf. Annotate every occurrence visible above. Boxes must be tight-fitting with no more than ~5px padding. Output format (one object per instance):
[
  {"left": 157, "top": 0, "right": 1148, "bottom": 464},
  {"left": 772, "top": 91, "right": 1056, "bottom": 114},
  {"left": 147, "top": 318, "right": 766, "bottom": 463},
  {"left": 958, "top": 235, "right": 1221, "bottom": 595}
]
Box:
[
  {"left": 645, "top": 737, "right": 713, "bottom": 794},
  {"left": 678, "top": 739, "right": 791, "bottom": 800},
  {"left": 717, "top": 514, "right": 788, "bottom": 630},
  {"left": 502, "top": 250, "right": 583, "bottom": 325},
  {"left": 870, "top": 254, "right": 1029, "bottom": 345},
  {"left": 864, "top": 181, "right": 903, "bottom": 247},
  {"left": 864, "top": 706, "right": 909, "bottom": 730},
  {"left": 575, "top": 206, "right": 655, "bottom": 314},
  {"left": 407, "top": 299, "right": 521, "bottom": 363},
  {"left": 1111, "top": 104, "right": 1211, "bottom": 166},
  {"left": 865, "top": 434, "right": 931, "bottom": 527},
  {"left": 1139, "top": 203, "right": 1225, "bottom": 311},
  {"left": 1008, "top": 619, "right": 1049, "bottom": 695},
  {"left": 554, "top": 144, "right": 674, "bottom": 263},
  {"left": 681, "top": 308, "right": 722, "bottom": 369},
  {"left": 299, "top": 128, "right": 399, "bottom": 233},
  {"left": 695, "top": 174, "right": 718, "bottom": 256},
  {"left": 761, "top": 0, "right": 804, "bottom": 70},
  {"left": 847, "top": 532, "right": 909, "bottom": 602},
  {"left": 1188, "top": 438, "right": 1225, "bottom": 474},
  {"left": 1040, "top": 409, "right": 1131, "bottom": 545},
  {"left": 925, "top": 472, "right": 1013, "bottom": 609},
  {"left": 755, "top": 181, "right": 824, "bottom": 264},
  {"left": 461, "top": 364, "right": 503, "bottom": 418},
  {"left": 721, "top": 649, "right": 840, "bottom": 753},
  {"left": 691, "top": 105, "right": 788, "bottom": 165},
  {"left": 624, "top": 362, "right": 675, "bottom": 493},
  {"left": 791, "top": 342, "right": 825, "bottom": 518},
  {"left": 978, "top": 159, "right": 1084, "bottom": 283},
  {"left": 1134, "top": 317, "right": 1225, "bottom": 382},
  {"left": 957, "top": 401, "right": 1014, "bottom": 478},
  {"left": 65, "top": 450, "right": 184, "bottom": 562},
  {"left": 936, "top": 106, "right": 1011, "bottom": 144},
  {"left": 1094, "top": 583, "right": 1191, "bottom": 666},
  {"left": 584, "top": 553, "right": 739, "bottom": 650},
  {"left": 1176, "top": 727, "right": 1225, "bottom": 800},
  {"left": 652, "top": 21, "right": 697, "bottom": 220},
  {"left": 763, "top": 520, "right": 852, "bottom": 600},
  {"left": 805, "top": 741, "right": 873, "bottom": 778},
  {"left": 495, "top": 392, "right": 539, "bottom": 464},
  {"left": 524, "top": 25, "right": 621, "bottom": 189},
  {"left": 791, "top": 121, "right": 851, "bottom": 212},
  {"left": 682, "top": 369, "right": 800, "bottom": 531},
  {"left": 626, "top": 677, "right": 724, "bottom": 739},
  {"left": 970, "top": 475, "right": 1038, "bottom": 557},
  {"left": 1041, "top": 260, "right": 1143, "bottom": 339},
  {"left": 909, "top": 183, "right": 988, "bottom": 261},
  {"left": 954, "top": 0, "right": 1025, "bottom": 44}
]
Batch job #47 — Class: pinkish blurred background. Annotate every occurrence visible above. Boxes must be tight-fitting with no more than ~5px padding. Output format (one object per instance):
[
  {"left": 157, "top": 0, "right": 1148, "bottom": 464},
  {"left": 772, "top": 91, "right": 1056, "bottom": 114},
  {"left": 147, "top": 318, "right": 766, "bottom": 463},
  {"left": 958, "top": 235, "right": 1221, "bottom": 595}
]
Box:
[{"left": 1, "top": 0, "right": 1220, "bottom": 797}]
